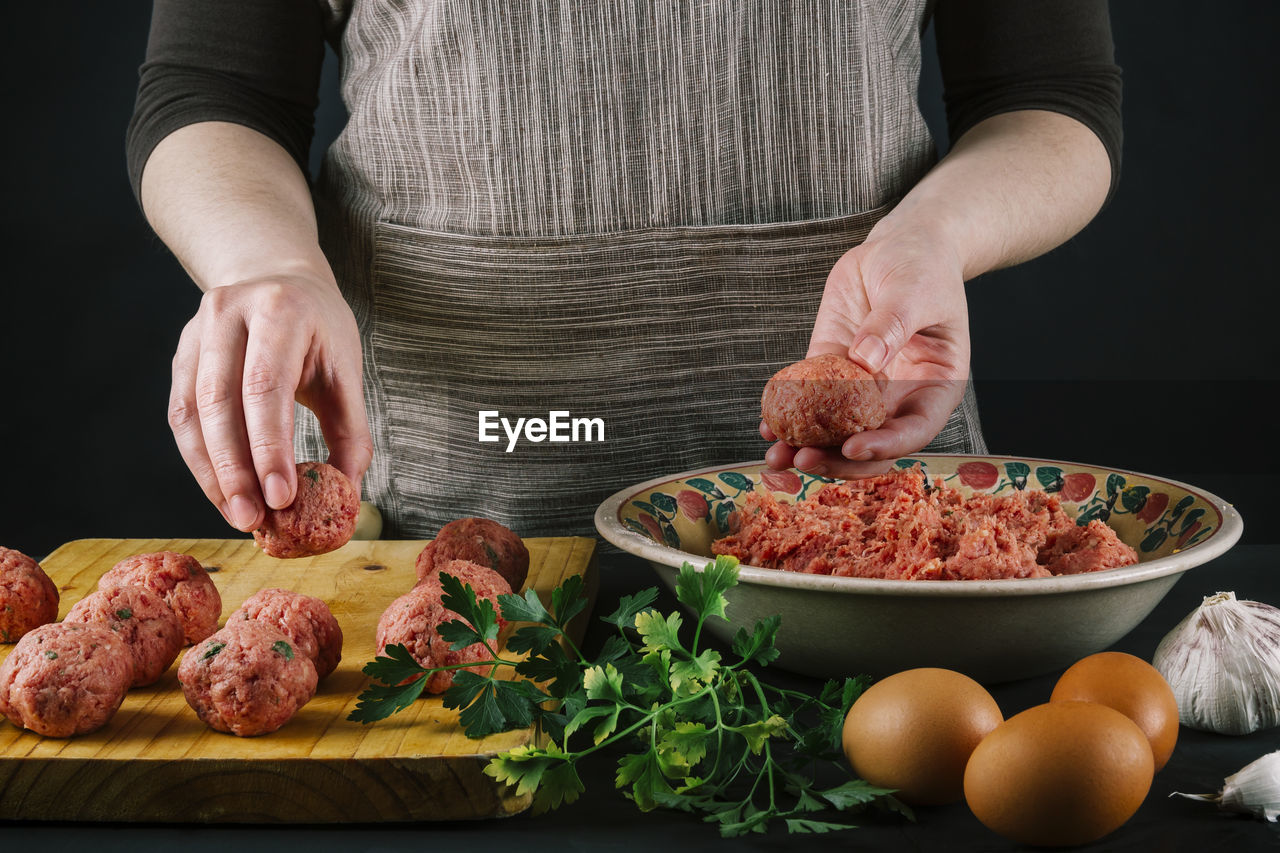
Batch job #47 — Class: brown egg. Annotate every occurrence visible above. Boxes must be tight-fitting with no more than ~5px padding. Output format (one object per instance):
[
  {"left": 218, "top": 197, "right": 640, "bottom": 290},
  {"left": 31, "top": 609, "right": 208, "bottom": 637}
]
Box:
[
  {"left": 964, "top": 701, "right": 1154, "bottom": 847},
  {"left": 841, "top": 667, "right": 1002, "bottom": 805},
  {"left": 1050, "top": 651, "right": 1179, "bottom": 771}
]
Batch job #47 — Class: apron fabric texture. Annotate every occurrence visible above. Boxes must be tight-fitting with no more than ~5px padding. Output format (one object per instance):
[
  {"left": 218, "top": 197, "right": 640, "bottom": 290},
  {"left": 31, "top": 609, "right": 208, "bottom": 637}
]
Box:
[{"left": 302, "top": 0, "right": 988, "bottom": 538}]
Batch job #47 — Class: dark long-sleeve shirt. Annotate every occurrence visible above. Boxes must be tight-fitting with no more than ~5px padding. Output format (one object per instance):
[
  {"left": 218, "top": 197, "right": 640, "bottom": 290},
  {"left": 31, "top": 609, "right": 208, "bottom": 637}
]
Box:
[{"left": 125, "top": 0, "right": 1123, "bottom": 202}]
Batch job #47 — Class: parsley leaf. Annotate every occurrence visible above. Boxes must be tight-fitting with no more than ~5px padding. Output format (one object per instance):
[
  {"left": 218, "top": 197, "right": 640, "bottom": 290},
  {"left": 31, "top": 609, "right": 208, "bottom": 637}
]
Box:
[
  {"left": 443, "top": 672, "right": 547, "bottom": 738},
  {"left": 601, "top": 587, "right": 659, "bottom": 629},
  {"left": 497, "top": 588, "right": 552, "bottom": 624},
  {"left": 485, "top": 743, "right": 585, "bottom": 814},
  {"left": 437, "top": 572, "right": 499, "bottom": 646},
  {"left": 348, "top": 675, "right": 428, "bottom": 723},
  {"left": 731, "top": 614, "right": 782, "bottom": 667},
  {"left": 550, "top": 575, "right": 589, "bottom": 626},
  {"left": 674, "top": 554, "right": 738, "bottom": 622},
  {"left": 359, "top": 643, "right": 427, "bottom": 686},
  {"left": 634, "top": 609, "right": 687, "bottom": 656},
  {"left": 505, "top": 624, "right": 564, "bottom": 656}
]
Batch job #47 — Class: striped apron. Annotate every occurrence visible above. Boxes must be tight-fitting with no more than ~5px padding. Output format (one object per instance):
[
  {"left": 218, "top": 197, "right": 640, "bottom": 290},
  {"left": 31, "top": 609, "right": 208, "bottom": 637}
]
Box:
[{"left": 303, "top": 0, "right": 987, "bottom": 538}]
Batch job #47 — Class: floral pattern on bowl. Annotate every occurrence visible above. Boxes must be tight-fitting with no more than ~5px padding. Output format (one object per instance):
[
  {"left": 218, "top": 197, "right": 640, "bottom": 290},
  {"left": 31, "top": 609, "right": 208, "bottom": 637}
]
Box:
[{"left": 619, "top": 455, "right": 1221, "bottom": 564}]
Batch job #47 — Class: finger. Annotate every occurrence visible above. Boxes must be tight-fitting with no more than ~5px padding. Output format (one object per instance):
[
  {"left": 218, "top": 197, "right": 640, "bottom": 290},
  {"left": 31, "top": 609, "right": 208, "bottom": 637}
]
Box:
[
  {"left": 759, "top": 420, "right": 777, "bottom": 442},
  {"left": 193, "top": 305, "right": 262, "bottom": 532},
  {"left": 168, "top": 319, "right": 232, "bottom": 525},
  {"left": 841, "top": 380, "right": 965, "bottom": 461},
  {"left": 805, "top": 339, "right": 848, "bottom": 359},
  {"left": 764, "top": 440, "right": 798, "bottom": 471},
  {"left": 306, "top": 361, "right": 373, "bottom": 503},
  {"left": 791, "top": 446, "right": 894, "bottom": 480},
  {"left": 243, "top": 307, "right": 308, "bottom": 510}
]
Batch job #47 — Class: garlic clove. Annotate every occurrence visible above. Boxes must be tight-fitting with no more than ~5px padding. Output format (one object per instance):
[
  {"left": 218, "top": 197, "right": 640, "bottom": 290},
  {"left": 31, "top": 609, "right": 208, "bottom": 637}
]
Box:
[
  {"left": 1152, "top": 591, "right": 1280, "bottom": 736},
  {"left": 1173, "top": 750, "right": 1280, "bottom": 822},
  {"left": 1221, "top": 751, "right": 1280, "bottom": 821}
]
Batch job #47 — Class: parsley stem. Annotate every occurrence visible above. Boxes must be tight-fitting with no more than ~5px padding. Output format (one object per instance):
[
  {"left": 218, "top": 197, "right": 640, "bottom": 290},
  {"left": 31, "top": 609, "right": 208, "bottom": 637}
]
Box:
[
  {"left": 559, "top": 632, "right": 588, "bottom": 666},
  {"left": 564, "top": 688, "right": 707, "bottom": 762},
  {"left": 705, "top": 687, "right": 726, "bottom": 781}
]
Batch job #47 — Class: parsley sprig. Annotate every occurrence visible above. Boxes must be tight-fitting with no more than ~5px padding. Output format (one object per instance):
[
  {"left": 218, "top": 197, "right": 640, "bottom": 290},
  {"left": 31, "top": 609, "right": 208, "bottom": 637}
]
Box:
[{"left": 349, "top": 556, "right": 911, "bottom": 836}]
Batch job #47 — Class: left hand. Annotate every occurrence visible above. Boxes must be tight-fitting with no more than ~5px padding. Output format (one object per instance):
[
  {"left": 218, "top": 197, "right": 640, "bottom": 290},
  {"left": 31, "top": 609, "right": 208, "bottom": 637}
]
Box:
[{"left": 763, "top": 221, "right": 971, "bottom": 479}]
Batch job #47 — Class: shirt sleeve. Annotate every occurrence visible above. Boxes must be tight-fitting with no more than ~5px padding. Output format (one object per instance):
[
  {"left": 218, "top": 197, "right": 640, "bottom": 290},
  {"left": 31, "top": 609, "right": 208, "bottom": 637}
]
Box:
[
  {"left": 933, "top": 0, "right": 1123, "bottom": 200},
  {"left": 125, "top": 0, "right": 327, "bottom": 201}
]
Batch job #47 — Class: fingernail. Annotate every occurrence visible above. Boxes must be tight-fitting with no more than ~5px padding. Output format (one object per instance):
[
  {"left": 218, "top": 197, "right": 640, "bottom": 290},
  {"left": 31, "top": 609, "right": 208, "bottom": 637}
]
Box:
[
  {"left": 807, "top": 463, "right": 828, "bottom": 476},
  {"left": 264, "top": 473, "right": 290, "bottom": 509},
  {"left": 230, "top": 494, "right": 258, "bottom": 531},
  {"left": 852, "top": 336, "right": 887, "bottom": 373},
  {"left": 851, "top": 449, "right": 875, "bottom": 462}
]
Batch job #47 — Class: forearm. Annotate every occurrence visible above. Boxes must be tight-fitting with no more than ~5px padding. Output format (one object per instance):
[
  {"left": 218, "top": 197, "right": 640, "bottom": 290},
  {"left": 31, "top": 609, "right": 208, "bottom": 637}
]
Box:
[
  {"left": 870, "top": 110, "right": 1112, "bottom": 281},
  {"left": 139, "top": 121, "right": 334, "bottom": 291}
]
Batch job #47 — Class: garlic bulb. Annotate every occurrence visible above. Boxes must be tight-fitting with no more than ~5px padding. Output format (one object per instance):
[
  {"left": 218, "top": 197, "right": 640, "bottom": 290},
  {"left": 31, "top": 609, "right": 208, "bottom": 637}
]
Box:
[
  {"left": 1173, "top": 750, "right": 1280, "bottom": 821},
  {"left": 1151, "top": 591, "right": 1280, "bottom": 735}
]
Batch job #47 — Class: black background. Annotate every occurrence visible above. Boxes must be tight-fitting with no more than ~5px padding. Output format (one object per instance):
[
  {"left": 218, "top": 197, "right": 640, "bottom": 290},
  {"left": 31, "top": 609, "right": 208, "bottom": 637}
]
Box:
[
  {"left": 1, "top": 3, "right": 1275, "bottom": 556},
  {"left": 0, "top": 5, "right": 1278, "bottom": 852}
]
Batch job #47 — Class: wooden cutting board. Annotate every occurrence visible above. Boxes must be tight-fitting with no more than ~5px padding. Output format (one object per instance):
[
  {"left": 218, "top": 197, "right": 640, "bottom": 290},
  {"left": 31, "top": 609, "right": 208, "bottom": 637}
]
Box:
[{"left": 0, "top": 536, "right": 597, "bottom": 823}]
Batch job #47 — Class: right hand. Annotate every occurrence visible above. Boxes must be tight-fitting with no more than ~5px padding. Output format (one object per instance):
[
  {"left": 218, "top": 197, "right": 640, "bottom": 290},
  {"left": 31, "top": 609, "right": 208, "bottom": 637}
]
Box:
[{"left": 167, "top": 273, "right": 374, "bottom": 532}]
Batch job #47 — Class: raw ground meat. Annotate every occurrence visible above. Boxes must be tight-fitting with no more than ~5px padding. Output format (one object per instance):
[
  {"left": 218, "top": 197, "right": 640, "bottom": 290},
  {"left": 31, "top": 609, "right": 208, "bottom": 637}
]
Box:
[
  {"left": 414, "top": 558, "right": 513, "bottom": 628},
  {"left": 65, "top": 584, "right": 184, "bottom": 687},
  {"left": 99, "top": 551, "right": 222, "bottom": 645},
  {"left": 414, "top": 517, "right": 530, "bottom": 590},
  {"left": 376, "top": 582, "right": 496, "bottom": 695},
  {"left": 712, "top": 467, "right": 1138, "bottom": 580},
  {"left": 0, "top": 622, "right": 134, "bottom": 737},
  {"left": 229, "top": 588, "right": 343, "bottom": 678},
  {"left": 254, "top": 461, "right": 359, "bottom": 559},
  {"left": 178, "top": 619, "right": 318, "bottom": 736},
  {"left": 760, "top": 354, "right": 888, "bottom": 448},
  {"left": 0, "top": 546, "right": 59, "bottom": 643}
]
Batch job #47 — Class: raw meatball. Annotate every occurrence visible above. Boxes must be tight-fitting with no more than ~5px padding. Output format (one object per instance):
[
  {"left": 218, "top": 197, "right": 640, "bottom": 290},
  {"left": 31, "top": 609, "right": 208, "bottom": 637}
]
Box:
[
  {"left": 254, "top": 461, "right": 359, "bottom": 559},
  {"left": 0, "top": 546, "right": 59, "bottom": 644},
  {"left": 178, "top": 620, "right": 318, "bottom": 737},
  {"left": 414, "top": 559, "right": 513, "bottom": 628},
  {"left": 0, "top": 622, "right": 134, "bottom": 737},
  {"left": 64, "top": 585, "right": 184, "bottom": 687},
  {"left": 99, "top": 551, "right": 222, "bottom": 645},
  {"left": 414, "top": 517, "right": 530, "bottom": 590},
  {"left": 375, "top": 585, "right": 494, "bottom": 695},
  {"left": 760, "top": 353, "right": 887, "bottom": 448},
  {"left": 230, "top": 588, "right": 343, "bottom": 679}
]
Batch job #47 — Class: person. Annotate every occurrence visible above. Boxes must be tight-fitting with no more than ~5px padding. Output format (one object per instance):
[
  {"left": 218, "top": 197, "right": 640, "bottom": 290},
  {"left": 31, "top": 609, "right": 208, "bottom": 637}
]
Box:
[{"left": 127, "top": 1, "right": 1121, "bottom": 539}]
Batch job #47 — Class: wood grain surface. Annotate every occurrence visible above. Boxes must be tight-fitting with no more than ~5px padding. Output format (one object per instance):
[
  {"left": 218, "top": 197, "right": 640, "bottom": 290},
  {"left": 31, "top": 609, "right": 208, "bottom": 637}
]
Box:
[{"left": 0, "top": 536, "right": 598, "bottom": 823}]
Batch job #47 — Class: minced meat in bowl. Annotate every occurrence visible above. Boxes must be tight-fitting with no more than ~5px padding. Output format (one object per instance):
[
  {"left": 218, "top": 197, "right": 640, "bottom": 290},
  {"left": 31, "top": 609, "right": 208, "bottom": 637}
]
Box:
[{"left": 594, "top": 455, "right": 1243, "bottom": 682}]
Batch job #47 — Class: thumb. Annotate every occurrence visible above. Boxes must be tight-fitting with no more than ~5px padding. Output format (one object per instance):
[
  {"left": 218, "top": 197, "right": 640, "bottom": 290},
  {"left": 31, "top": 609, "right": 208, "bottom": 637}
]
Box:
[{"left": 848, "top": 302, "right": 918, "bottom": 375}]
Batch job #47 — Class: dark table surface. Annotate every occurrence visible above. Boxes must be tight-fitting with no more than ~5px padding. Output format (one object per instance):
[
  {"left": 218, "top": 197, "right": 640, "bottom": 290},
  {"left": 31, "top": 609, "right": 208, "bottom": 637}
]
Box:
[{"left": 4, "top": 544, "right": 1279, "bottom": 852}]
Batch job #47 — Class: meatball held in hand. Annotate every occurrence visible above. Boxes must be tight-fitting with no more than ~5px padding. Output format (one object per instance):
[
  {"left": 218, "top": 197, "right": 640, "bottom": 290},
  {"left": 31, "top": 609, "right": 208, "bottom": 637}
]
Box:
[
  {"left": 761, "top": 353, "right": 887, "bottom": 448},
  {"left": 254, "top": 462, "right": 359, "bottom": 559}
]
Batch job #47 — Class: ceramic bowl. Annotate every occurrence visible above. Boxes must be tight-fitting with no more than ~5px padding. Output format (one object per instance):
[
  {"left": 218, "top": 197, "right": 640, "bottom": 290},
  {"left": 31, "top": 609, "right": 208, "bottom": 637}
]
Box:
[{"left": 594, "top": 454, "right": 1244, "bottom": 684}]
